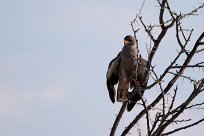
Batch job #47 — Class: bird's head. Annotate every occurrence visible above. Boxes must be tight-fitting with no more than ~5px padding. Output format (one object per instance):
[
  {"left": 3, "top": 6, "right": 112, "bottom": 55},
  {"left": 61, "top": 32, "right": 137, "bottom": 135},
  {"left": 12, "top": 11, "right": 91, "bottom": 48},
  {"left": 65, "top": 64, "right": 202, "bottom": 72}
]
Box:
[{"left": 124, "top": 35, "right": 135, "bottom": 46}]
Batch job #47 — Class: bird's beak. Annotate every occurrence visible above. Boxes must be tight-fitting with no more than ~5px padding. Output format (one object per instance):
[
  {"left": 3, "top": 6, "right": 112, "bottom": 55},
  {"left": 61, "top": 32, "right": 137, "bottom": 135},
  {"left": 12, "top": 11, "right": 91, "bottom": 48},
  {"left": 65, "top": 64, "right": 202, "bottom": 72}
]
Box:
[{"left": 124, "top": 40, "right": 129, "bottom": 45}]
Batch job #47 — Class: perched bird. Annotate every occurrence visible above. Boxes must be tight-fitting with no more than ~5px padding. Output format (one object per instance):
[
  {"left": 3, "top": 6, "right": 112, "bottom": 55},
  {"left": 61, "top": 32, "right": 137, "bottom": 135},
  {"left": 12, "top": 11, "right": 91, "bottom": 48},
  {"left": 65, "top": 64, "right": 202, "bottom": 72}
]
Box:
[{"left": 106, "top": 35, "right": 149, "bottom": 111}]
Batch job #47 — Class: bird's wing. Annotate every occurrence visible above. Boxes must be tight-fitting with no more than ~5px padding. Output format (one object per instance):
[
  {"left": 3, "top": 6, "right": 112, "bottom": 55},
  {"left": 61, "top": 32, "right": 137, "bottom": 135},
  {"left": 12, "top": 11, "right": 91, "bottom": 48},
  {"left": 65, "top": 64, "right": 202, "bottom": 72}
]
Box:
[
  {"left": 127, "top": 57, "right": 149, "bottom": 111},
  {"left": 137, "top": 57, "right": 149, "bottom": 87},
  {"left": 106, "top": 53, "right": 121, "bottom": 103}
]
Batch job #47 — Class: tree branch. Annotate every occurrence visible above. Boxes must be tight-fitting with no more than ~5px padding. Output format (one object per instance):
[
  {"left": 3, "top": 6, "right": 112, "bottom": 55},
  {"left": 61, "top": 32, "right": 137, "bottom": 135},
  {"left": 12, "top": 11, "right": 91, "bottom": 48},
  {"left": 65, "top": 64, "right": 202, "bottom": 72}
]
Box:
[
  {"left": 109, "top": 102, "right": 127, "bottom": 136},
  {"left": 161, "top": 118, "right": 204, "bottom": 135}
]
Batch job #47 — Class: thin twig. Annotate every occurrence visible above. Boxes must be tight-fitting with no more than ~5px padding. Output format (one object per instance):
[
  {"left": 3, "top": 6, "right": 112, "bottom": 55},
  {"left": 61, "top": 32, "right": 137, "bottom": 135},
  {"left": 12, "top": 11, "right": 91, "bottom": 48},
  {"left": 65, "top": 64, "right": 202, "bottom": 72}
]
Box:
[
  {"left": 171, "top": 62, "right": 204, "bottom": 69},
  {"left": 167, "top": 71, "right": 196, "bottom": 83},
  {"left": 186, "top": 102, "right": 204, "bottom": 109},
  {"left": 179, "top": 3, "right": 204, "bottom": 20},
  {"left": 140, "top": 96, "right": 151, "bottom": 136},
  {"left": 168, "top": 85, "right": 178, "bottom": 112}
]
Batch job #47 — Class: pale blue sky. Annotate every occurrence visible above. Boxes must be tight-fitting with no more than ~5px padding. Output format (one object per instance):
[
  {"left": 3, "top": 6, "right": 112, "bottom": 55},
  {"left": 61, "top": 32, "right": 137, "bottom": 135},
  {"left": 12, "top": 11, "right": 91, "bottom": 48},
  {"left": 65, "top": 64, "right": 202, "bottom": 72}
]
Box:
[{"left": 0, "top": 0, "right": 203, "bottom": 136}]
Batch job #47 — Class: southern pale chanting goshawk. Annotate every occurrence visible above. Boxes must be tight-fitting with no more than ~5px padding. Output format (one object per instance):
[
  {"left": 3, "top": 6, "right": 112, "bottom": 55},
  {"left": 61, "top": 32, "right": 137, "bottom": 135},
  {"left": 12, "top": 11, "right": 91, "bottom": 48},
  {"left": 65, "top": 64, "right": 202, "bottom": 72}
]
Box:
[{"left": 106, "top": 35, "right": 149, "bottom": 111}]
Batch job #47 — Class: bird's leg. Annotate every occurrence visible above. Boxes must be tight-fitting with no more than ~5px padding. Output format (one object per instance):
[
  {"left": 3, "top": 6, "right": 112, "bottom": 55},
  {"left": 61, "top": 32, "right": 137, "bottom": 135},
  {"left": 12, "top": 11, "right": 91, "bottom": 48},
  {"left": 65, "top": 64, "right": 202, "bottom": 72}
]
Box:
[
  {"left": 117, "top": 89, "right": 123, "bottom": 102},
  {"left": 118, "top": 79, "right": 128, "bottom": 102},
  {"left": 117, "top": 79, "right": 128, "bottom": 102},
  {"left": 117, "top": 82, "right": 122, "bottom": 102},
  {"left": 122, "top": 80, "right": 128, "bottom": 101}
]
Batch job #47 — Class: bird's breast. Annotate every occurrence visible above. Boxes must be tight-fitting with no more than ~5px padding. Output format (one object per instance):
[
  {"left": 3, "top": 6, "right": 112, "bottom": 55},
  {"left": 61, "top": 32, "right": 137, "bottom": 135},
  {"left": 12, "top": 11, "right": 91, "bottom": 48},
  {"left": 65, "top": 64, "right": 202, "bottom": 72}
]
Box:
[{"left": 121, "top": 46, "right": 139, "bottom": 61}]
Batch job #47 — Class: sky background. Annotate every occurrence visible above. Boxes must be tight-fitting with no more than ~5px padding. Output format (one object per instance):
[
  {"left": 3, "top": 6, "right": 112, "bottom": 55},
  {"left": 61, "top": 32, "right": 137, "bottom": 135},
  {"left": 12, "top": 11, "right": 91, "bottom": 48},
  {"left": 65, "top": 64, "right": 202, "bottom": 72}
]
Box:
[{"left": 0, "top": 0, "right": 204, "bottom": 136}]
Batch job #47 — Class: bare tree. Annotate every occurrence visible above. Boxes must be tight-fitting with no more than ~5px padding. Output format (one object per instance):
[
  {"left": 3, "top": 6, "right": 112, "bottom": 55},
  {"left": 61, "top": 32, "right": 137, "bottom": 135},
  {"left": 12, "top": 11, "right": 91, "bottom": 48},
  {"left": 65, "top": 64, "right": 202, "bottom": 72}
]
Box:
[{"left": 109, "top": 0, "right": 204, "bottom": 136}]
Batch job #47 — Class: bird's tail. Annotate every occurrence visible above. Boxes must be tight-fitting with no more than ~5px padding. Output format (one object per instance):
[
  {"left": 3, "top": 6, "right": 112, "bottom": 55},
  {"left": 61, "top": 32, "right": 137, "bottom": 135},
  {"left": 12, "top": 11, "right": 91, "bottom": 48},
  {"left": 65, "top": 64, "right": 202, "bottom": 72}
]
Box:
[
  {"left": 106, "top": 79, "right": 116, "bottom": 103},
  {"left": 127, "top": 101, "right": 136, "bottom": 112},
  {"left": 127, "top": 90, "right": 144, "bottom": 111}
]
